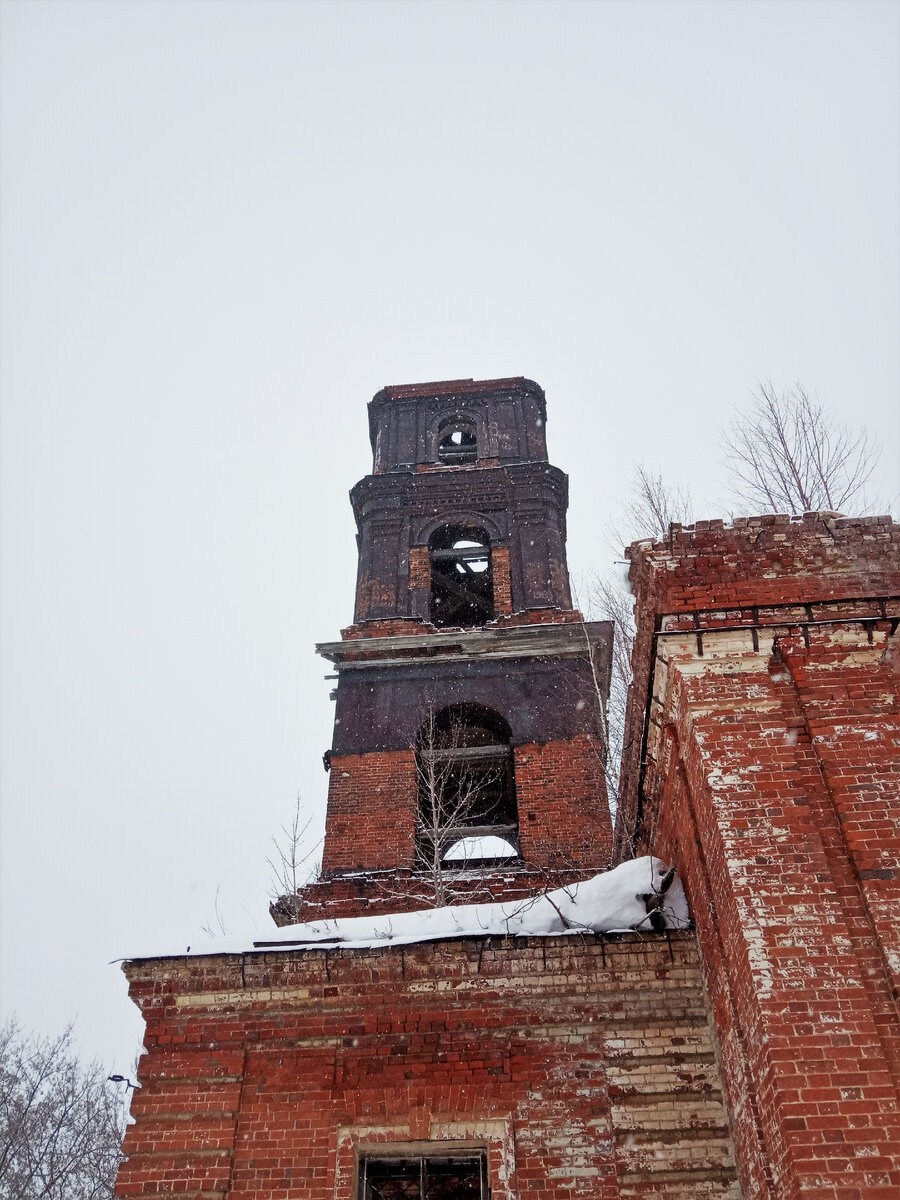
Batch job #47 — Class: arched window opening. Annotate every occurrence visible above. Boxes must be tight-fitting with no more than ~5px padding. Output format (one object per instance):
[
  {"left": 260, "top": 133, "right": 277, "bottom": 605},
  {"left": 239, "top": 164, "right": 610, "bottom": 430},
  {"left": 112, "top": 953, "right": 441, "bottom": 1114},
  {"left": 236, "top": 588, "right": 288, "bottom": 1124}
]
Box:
[
  {"left": 416, "top": 706, "right": 519, "bottom": 874},
  {"left": 437, "top": 420, "right": 477, "bottom": 465},
  {"left": 429, "top": 524, "right": 494, "bottom": 627}
]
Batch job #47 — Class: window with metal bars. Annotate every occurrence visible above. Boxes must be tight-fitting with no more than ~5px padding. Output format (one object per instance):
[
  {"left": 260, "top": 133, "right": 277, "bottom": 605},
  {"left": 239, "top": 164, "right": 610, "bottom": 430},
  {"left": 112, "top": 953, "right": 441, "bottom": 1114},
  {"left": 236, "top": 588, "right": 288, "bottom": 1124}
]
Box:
[{"left": 360, "top": 1152, "right": 488, "bottom": 1200}]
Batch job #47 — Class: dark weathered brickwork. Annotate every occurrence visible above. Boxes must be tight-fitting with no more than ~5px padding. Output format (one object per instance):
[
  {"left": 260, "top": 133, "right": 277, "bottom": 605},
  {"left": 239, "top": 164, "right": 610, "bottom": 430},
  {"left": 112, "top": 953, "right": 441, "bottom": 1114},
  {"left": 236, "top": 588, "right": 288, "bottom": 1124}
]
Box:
[
  {"left": 310, "top": 378, "right": 615, "bottom": 914},
  {"left": 352, "top": 379, "right": 571, "bottom": 625}
]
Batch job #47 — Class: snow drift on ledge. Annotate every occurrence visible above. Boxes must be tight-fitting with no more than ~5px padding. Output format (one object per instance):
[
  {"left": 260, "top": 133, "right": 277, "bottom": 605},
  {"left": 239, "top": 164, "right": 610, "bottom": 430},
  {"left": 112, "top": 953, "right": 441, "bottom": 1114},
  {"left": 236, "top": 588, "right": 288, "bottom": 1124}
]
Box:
[{"left": 128, "top": 858, "right": 689, "bottom": 962}]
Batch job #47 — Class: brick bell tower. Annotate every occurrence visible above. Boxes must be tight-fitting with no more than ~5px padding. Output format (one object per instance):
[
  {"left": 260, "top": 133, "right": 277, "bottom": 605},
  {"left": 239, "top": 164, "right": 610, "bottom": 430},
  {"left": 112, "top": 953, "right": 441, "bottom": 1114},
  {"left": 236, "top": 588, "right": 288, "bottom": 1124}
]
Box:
[{"left": 291, "top": 377, "right": 614, "bottom": 922}]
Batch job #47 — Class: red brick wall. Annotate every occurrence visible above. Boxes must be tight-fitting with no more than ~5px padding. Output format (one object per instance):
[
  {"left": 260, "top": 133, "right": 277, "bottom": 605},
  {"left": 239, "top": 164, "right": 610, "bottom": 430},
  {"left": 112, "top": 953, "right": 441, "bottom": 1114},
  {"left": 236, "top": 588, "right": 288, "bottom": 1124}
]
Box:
[
  {"left": 118, "top": 933, "right": 740, "bottom": 1200},
  {"left": 618, "top": 513, "right": 900, "bottom": 1200},
  {"left": 321, "top": 751, "right": 418, "bottom": 873},
  {"left": 408, "top": 545, "right": 430, "bottom": 591},
  {"left": 492, "top": 545, "right": 513, "bottom": 615},
  {"left": 515, "top": 735, "right": 611, "bottom": 867}
]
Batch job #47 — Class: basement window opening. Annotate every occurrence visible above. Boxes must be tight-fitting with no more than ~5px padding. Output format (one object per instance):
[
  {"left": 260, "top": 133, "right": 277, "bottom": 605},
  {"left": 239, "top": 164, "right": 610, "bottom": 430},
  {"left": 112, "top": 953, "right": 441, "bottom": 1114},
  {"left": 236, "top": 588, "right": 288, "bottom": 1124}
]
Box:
[
  {"left": 360, "top": 1151, "right": 488, "bottom": 1199},
  {"left": 428, "top": 524, "right": 494, "bottom": 627}
]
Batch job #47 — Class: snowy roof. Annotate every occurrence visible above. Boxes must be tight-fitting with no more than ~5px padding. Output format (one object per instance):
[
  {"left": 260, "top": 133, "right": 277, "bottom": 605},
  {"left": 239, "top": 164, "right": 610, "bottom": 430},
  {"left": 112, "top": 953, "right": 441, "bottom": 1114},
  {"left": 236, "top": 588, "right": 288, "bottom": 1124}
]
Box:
[{"left": 125, "top": 857, "right": 689, "bottom": 962}]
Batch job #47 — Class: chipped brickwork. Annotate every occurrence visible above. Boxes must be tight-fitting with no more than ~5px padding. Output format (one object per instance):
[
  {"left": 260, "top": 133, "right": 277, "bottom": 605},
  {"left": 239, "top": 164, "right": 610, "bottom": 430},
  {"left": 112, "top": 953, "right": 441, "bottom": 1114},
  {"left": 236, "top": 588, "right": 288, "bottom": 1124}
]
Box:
[
  {"left": 118, "top": 934, "right": 740, "bottom": 1200},
  {"left": 493, "top": 545, "right": 513, "bottom": 615},
  {"left": 618, "top": 513, "right": 900, "bottom": 1199}
]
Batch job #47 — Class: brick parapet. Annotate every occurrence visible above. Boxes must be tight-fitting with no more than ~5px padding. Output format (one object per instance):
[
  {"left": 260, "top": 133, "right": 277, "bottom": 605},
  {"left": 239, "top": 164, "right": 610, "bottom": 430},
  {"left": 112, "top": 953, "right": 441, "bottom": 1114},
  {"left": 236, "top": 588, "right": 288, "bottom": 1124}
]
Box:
[
  {"left": 616, "top": 512, "right": 900, "bottom": 1199},
  {"left": 618, "top": 512, "right": 900, "bottom": 858},
  {"left": 489, "top": 607, "right": 583, "bottom": 627},
  {"left": 341, "top": 617, "right": 434, "bottom": 640},
  {"left": 118, "top": 932, "right": 740, "bottom": 1200},
  {"left": 636, "top": 512, "right": 899, "bottom": 607}
]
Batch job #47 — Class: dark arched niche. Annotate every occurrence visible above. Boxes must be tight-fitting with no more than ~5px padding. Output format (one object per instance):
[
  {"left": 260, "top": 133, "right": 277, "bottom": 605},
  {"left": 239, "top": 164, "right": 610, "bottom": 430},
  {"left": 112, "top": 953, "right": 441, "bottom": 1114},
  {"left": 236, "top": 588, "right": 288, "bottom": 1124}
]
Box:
[
  {"left": 415, "top": 704, "right": 520, "bottom": 867},
  {"left": 428, "top": 524, "right": 494, "bottom": 627}
]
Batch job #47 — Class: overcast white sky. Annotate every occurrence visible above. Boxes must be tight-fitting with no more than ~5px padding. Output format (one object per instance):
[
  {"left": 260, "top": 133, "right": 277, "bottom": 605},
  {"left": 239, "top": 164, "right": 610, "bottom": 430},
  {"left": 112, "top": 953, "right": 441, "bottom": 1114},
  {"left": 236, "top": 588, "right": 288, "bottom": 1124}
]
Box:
[{"left": 2, "top": 0, "right": 898, "bottom": 1074}]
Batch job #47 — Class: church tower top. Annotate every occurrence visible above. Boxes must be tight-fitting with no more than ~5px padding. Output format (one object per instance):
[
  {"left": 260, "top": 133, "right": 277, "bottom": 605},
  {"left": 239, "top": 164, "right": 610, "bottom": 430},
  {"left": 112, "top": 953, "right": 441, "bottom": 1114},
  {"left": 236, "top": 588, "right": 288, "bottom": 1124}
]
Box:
[
  {"left": 347, "top": 375, "right": 572, "bottom": 627},
  {"left": 367, "top": 376, "right": 548, "bottom": 474}
]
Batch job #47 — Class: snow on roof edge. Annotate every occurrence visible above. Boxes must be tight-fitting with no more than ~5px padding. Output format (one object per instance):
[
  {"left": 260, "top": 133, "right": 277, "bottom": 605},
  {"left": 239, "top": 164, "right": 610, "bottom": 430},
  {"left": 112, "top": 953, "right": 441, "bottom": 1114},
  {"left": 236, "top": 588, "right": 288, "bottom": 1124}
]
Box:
[{"left": 120, "top": 857, "right": 689, "bottom": 964}]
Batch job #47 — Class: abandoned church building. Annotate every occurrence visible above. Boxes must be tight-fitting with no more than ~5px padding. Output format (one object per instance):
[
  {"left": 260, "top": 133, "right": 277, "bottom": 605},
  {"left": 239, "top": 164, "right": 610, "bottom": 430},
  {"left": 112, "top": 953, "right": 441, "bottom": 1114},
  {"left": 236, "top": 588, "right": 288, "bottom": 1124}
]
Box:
[{"left": 117, "top": 378, "right": 900, "bottom": 1200}]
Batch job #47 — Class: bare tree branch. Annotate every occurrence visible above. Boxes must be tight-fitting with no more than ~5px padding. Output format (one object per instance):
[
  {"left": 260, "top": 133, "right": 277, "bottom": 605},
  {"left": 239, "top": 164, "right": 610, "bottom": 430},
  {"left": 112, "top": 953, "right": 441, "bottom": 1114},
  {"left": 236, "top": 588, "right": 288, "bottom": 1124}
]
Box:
[
  {"left": 200, "top": 884, "right": 230, "bottom": 939},
  {"left": 0, "top": 1019, "right": 127, "bottom": 1200},
  {"left": 606, "top": 463, "right": 694, "bottom": 552},
  {"left": 414, "top": 708, "right": 513, "bottom": 908},
  {"left": 575, "top": 571, "right": 634, "bottom": 818},
  {"left": 722, "top": 382, "right": 881, "bottom": 516},
  {"left": 577, "top": 463, "right": 694, "bottom": 824},
  {"left": 267, "top": 795, "right": 321, "bottom": 925}
]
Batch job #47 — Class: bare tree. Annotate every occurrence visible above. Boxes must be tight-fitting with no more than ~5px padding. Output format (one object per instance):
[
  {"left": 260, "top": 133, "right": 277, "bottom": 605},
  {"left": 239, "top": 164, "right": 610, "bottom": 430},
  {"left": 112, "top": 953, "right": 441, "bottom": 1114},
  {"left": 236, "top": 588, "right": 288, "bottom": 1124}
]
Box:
[
  {"left": 0, "top": 1020, "right": 127, "bottom": 1200},
  {"left": 587, "top": 385, "right": 880, "bottom": 845},
  {"left": 613, "top": 463, "right": 694, "bottom": 544},
  {"left": 200, "top": 884, "right": 230, "bottom": 939},
  {"left": 578, "top": 463, "right": 695, "bottom": 818},
  {"left": 414, "top": 708, "right": 515, "bottom": 908},
  {"left": 267, "top": 795, "right": 320, "bottom": 924},
  {"left": 722, "top": 382, "right": 880, "bottom": 516},
  {"left": 577, "top": 573, "right": 633, "bottom": 812}
]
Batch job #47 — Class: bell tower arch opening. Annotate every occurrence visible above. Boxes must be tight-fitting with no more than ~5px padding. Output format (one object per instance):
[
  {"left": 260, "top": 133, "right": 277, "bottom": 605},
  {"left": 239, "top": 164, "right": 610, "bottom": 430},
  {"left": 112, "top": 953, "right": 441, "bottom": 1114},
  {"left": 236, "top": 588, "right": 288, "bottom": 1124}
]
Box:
[
  {"left": 415, "top": 704, "right": 519, "bottom": 870},
  {"left": 428, "top": 523, "right": 494, "bottom": 627},
  {"left": 436, "top": 415, "right": 478, "bottom": 465}
]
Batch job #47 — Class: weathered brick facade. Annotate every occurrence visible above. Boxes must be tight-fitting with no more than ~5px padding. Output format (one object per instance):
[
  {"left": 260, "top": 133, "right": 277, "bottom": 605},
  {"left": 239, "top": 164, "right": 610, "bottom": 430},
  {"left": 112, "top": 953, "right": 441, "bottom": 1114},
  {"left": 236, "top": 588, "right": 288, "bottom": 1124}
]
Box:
[
  {"left": 118, "top": 934, "right": 740, "bottom": 1199},
  {"left": 117, "top": 381, "right": 899, "bottom": 1199},
  {"left": 617, "top": 513, "right": 900, "bottom": 1198}
]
